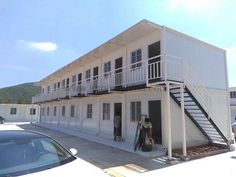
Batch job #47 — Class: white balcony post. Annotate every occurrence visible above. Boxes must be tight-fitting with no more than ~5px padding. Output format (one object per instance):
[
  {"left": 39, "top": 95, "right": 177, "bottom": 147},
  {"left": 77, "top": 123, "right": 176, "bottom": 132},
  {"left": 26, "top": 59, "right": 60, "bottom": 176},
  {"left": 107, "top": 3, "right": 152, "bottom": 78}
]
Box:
[
  {"left": 180, "top": 85, "right": 187, "bottom": 157},
  {"left": 108, "top": 75, "right": 111, "bottom": 92},
  {"left": 165, "top": 82, "right": 172, "bottom": 159},
  {"left": 145, "top": 58, "right": 149, "bottom": 86}
]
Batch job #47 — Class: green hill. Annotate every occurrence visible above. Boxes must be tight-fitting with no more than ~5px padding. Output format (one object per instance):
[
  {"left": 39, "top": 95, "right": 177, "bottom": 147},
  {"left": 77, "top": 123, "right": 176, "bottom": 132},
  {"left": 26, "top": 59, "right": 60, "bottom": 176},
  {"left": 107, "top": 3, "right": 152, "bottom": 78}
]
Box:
[{"left": 0, "top": 82, "right": 41, "bottom": 104}]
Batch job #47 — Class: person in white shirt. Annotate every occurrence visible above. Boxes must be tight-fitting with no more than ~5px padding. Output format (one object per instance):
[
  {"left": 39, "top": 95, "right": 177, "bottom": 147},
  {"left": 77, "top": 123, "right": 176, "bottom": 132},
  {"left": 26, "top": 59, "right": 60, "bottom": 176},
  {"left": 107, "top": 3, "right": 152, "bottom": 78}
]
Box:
[{"left": 232, "top": 117, "right": 236, "bottom": 141}]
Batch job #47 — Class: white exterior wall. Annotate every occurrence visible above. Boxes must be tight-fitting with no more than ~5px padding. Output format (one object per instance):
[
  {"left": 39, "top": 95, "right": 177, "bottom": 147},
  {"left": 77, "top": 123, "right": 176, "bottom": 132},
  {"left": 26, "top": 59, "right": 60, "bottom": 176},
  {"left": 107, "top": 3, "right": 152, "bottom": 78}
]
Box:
[
  {"left": 164, "top": 28, "right": 231, "bottom": 140},
  {"left": 164, "top": 28, "right": 227, "bottom": 90},
  {"left": 0, "top": 104, "right": 39, "bottom": 122},
  {"left": 39, "top": 88, "right": 207, "bottom": 149}
]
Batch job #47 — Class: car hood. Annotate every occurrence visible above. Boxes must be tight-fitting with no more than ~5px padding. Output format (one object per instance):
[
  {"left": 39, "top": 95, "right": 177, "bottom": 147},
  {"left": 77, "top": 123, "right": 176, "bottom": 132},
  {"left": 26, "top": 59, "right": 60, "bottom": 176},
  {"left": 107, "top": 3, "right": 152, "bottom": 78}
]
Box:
[{"left": 21, "top": 157, "right": 109, "bottom": 177}]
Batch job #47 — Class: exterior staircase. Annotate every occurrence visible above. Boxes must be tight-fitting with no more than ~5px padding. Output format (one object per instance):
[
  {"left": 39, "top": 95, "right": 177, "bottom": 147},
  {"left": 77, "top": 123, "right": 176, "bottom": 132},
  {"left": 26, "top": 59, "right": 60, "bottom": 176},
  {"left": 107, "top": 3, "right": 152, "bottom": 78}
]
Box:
[{"left": 170, "top": 86, "right": 229, "bottom": 148}]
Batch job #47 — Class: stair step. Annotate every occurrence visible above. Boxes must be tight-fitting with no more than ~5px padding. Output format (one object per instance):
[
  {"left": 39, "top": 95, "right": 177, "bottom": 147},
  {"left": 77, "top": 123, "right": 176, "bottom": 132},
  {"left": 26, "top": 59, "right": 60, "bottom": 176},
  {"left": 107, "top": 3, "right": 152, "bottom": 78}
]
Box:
[
  {"left": 204, "top": 131, "right": 221, "bottom": 136},
  {"left": 208, "top": 134, "right": 223, "bottom": 139}
]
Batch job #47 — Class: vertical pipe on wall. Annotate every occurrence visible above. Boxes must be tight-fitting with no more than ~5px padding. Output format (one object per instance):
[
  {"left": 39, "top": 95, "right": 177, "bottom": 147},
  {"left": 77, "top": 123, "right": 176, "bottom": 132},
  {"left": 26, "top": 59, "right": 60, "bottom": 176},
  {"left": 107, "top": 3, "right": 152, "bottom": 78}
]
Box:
[
  {"left": 166, "top": 82, "right": 172, "bottom": 159},
  {"left": 180, "top": 85, "right": 187, "bottom": 157}
]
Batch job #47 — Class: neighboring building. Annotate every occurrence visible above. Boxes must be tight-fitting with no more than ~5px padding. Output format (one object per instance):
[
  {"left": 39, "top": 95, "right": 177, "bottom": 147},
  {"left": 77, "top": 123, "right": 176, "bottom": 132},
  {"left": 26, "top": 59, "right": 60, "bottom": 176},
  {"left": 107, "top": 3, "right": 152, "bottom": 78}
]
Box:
[
  {"left": 0, "top": 104, "right": 40, "bottom": 122},
  {"left": 230, "top": 87, "right": 236, "bottom": 123},
  {"left": 32, "top": 20, "right": 233, "bottom": 158}
]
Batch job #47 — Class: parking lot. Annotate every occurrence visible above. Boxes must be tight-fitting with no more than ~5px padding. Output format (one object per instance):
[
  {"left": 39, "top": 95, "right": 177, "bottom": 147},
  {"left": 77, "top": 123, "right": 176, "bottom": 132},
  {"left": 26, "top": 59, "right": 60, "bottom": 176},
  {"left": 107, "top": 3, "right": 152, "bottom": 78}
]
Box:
[
  {"left": 1, "top": 123, "right": 171, "bottom": 176},
  {"left": 1, "top": 123, "right": 236, "bottom": 177}
]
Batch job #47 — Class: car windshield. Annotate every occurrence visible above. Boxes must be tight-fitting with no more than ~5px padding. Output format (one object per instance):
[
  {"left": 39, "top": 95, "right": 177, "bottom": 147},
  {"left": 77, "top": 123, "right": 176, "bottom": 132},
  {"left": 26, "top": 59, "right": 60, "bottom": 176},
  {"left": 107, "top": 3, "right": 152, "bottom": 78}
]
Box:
[{"left": 0, "top": 135, "right": 76, "bottom": 176}]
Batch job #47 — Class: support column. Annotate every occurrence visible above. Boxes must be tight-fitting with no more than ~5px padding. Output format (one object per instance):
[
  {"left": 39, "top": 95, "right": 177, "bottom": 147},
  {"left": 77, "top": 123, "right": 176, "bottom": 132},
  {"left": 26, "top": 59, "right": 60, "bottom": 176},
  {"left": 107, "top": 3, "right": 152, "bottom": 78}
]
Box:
[
  {"left": 166, "top": 82, "right": 172, "bottom": 159},
  {"left": 180, "top": 85, "right": 187, "bottom": 157},
  {"left": 122, "top": 94, "right": 126, "bottom": 140}
]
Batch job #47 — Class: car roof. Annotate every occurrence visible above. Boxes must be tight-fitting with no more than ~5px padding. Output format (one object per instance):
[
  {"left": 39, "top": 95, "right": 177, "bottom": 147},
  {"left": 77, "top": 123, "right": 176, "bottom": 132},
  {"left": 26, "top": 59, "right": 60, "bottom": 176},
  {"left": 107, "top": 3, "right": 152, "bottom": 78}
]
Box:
[{"left": 0, "top": 130, "right": 46, "bottom": 142}]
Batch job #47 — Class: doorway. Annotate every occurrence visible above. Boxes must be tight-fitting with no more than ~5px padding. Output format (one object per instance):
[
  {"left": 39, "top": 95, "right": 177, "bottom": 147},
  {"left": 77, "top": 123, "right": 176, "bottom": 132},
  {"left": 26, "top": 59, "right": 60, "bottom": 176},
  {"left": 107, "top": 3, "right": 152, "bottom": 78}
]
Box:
[
  {"left": 148, "top": 41, "right": 161, "bottom": 83},
  {"left": 115, "top": 57, "right": 123, "bottom": 88},
  {"left": 148, "top": 100, "right": 162, "bottom": 144},
  {"left": 93, "top": 66, "right": 99, "bottom": 91},
  {"left": 114, "top": 103, "right": 122, "bottom": 137}
]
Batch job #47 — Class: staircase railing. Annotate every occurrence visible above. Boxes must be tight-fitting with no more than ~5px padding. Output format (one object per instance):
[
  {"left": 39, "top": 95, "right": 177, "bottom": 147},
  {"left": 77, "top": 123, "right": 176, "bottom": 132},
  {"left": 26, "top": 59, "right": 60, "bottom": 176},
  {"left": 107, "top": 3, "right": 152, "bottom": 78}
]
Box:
[{"left": 183, "top": 63, "right": 210, "bottom": 117}]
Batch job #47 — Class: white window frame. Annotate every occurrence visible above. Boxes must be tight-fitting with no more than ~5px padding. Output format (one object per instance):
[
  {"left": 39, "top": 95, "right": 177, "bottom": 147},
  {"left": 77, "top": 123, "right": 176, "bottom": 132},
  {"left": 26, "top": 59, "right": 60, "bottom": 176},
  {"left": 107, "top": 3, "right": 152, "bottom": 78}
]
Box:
[
  {"left": 131, "top": 49, "right": 142, "bottom": 69},
  {"left": 102, "top": 103, "right": 110, "bottom": 120},
  {"left": 104, "top": 61, "right": 111, "bottom": 77},
  {"left": 87, "top": 104, "right": 92, "bottom": 119},
  {"left": 10, "top": 108, "right": 17, "bottom": 115},
  {"left": 130, "top": 101, "right": 141, "bottom": 122}
]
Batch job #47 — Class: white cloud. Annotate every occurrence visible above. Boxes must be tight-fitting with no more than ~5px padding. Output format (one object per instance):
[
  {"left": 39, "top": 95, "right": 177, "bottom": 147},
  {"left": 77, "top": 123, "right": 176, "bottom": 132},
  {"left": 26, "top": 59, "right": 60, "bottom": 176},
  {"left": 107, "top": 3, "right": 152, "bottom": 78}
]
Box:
[
  {"left": 168, "top": 0, "right": 221, "bottom": 16},
  {"left": 17, "top": 40, "right": 58, "bottom": 52}
]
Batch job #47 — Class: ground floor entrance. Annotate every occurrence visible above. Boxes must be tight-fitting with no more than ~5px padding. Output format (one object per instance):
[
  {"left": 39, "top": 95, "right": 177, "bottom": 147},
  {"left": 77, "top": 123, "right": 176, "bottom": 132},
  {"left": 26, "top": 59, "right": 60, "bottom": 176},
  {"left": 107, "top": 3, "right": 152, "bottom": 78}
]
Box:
[
  {"left": 148, "top": 100, "right": 162, "bottom": 144},
  {"left": 114, "top": 103, "right": 122, "bottom": 138}
]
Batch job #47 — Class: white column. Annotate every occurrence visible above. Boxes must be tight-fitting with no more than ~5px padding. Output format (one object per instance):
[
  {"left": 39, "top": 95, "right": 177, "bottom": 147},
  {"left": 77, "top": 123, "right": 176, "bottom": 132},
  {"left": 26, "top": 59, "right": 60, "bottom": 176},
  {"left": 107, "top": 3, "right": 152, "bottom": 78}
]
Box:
[
  {"left": 80, "top": 99, "right": 83, "bottom": 130},
  {"left": 98, "top": 97, "right": 101, "bottom": 135},
  {"left": 166, "top": 82, "right": 172, "bottom": 159},
  {"left": 122, "top": 94, "right": 126, "bottom": 139},
  {"left": 180, "top": 85, "right": 187, "bottom": 157}
]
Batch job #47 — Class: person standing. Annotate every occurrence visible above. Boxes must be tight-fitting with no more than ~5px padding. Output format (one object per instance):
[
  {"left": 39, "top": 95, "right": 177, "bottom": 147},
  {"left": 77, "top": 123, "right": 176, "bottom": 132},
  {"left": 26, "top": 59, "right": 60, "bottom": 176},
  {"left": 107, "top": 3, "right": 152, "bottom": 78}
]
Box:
[
  {"left": 232, "top": 117, "right": 236, "bottom": 141},
  {"left": 113, "top": 115, "right": 121, "bottom": 141}
]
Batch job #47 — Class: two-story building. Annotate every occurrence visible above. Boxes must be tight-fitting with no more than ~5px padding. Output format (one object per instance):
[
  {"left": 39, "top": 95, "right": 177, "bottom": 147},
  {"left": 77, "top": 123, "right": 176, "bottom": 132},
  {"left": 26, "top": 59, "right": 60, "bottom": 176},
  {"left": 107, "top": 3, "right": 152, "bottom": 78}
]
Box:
[
  {"left": 230, "top": 87, "right": 236, "bottom": 123},
  {"left": 33, "top": 20, "right": 233, "bottom": 158}
]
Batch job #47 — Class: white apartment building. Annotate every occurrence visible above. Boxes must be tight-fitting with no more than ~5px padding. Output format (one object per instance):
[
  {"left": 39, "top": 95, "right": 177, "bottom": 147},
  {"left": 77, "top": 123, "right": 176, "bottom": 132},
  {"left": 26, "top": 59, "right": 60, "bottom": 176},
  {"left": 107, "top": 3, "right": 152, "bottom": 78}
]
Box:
[
  {"left": 0, "top": 104, "right": 39, "bottom": 122},
  {"left": 230, "top": 87, "right": 236, "bottom": 123},
  {"left": 33, "top": 20, "right": 233, "bottom": 158}
]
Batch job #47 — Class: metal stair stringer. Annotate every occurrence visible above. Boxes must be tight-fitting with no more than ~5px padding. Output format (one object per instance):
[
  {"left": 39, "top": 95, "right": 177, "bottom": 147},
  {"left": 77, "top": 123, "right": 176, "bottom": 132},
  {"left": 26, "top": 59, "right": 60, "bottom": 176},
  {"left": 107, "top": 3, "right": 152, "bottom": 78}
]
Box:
[{"left": 170, "top": 86, "right": 229, "bottom": 148}]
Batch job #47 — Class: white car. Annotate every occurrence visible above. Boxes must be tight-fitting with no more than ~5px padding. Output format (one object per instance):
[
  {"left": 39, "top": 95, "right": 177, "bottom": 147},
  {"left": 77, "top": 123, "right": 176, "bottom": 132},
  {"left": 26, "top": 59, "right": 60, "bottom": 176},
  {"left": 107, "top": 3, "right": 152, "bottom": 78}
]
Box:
[{"left": 0, "top": 130, "right": 108, "bottom": 177}]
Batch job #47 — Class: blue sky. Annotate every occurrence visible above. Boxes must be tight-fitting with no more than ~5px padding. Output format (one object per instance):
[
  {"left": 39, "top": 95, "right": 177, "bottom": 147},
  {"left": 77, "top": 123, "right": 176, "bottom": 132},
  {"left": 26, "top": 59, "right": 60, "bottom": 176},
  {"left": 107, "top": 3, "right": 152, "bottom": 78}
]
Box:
[{"left": 0, "top": 0, "right": 235, "bottom": 88}]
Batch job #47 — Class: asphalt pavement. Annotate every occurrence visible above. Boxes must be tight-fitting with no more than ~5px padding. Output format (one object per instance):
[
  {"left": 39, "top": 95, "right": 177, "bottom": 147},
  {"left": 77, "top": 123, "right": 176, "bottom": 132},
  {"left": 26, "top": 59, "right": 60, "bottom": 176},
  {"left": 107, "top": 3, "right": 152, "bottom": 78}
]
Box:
[{"left": 1, "top": 123, "right": 235, "bottom": 177}]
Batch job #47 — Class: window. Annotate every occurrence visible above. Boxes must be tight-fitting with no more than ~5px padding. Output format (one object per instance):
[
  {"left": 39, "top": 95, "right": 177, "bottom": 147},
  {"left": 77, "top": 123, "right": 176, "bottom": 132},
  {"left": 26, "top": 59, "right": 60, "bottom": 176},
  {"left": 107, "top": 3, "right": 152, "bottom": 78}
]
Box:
[
  {"left": 42, "top": 88, "right": 45, "bottom": 94},
  {"left": 70, "top": 105, "right": 75, "bottom": 117},
  {"left": 41, "top": 107, "right": 45, "bottom": 116},
  {"left": 66, "top": 78, "right": 70, "bottom": 88},
  {"left": 85, "top": 69, "right": 91, "bottom": 82},
  {"left": 130, "top": 101, "right": 141, "bottom": 122},
  {"left": 72, "top": 75, "right": 76, "bottom": 85},
  {"left": 131, "top": 49, "right": 142, "bottom": 69},
  {"left": 62, "top": 105, "right": 66, "bottom": 117},
  {"left": 104, "top": 61, "right": 111, "bottom": 77},
  {"left": 10, "top": 108, "right": 17, "bottom": 115},
  {"left": 103, "top": 103, "right": 110, "bottom": 120},
  {"left": 30, "top": 108, "right": 36, "bottom": 115},
  {"left": 87, "top": 104, "right": 92, "bottom": 119},
  {"left": 54, "top": 83, "right": 57, "bottom": 91},
  {"left": 47, "top": 107, "right": 50, "bottom": 116},
  {"left": 53, "top": 106, "right": 57, "bottom": 116},
  {"left": 77, "top": 73, "right": 82, "bottom": 85},
  {"left": 230, "top": 91, "right": 236, "bottom": 98},
  {"left": 47, "top": 86, "right": 50, "bottom": 93},
  {"left": 62, "top": 79, "right": 65, "bottom": 89},
  {"left": 57, "top": 82, "right": 60, "bottom": 89}
]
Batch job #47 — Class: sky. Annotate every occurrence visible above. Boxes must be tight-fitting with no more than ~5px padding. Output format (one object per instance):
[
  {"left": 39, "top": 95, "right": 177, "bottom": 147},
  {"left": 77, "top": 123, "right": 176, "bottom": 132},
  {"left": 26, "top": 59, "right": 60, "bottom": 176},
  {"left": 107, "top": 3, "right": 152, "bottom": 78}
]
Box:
[{"left": 0, "top": 0, "right": 235, "bottom": 88}]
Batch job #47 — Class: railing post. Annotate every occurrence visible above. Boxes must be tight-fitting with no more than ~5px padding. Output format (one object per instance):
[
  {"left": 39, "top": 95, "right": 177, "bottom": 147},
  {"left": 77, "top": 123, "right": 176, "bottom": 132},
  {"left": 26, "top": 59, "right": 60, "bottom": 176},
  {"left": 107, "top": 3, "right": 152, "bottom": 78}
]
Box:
[
  {"left": 108, "top": 75, "right": 111, "bottom": 92},
  {"left": 145, "top": 58, "right": 149, "bottom": 86},
  {"left": 163, "top": 54, "right": 167, "bottom": 81}
]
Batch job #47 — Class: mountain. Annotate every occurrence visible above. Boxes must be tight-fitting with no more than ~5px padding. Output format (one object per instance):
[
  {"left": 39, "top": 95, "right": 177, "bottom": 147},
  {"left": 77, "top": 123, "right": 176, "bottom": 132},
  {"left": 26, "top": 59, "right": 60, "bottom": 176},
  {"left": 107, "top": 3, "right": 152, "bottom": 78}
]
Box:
[{"left": 0, "top": 82, "right": 41, "bottom": 104}]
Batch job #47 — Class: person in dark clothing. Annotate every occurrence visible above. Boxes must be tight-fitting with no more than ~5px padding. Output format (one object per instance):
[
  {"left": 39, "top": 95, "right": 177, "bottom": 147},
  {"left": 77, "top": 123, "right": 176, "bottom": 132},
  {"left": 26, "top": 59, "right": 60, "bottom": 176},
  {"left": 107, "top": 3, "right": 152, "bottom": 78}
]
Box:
[{"left": 113, "top": 115, "right": 121, "bottom": 141}]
